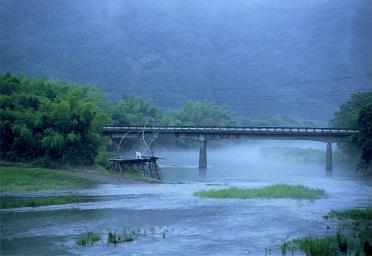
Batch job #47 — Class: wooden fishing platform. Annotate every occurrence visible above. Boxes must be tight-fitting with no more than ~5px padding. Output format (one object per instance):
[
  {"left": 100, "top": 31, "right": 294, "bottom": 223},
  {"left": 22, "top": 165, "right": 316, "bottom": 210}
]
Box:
[{"left": 110, "top": 156, "right": 162, "bottom": 180}]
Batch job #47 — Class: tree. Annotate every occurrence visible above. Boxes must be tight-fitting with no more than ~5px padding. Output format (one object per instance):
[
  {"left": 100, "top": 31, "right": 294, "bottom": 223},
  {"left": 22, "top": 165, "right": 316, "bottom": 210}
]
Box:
[
  {"left": 0, "top": 73, "right": 112, "bottom": 166},
  {"left": 330, "top": 92, "right": 372, "bottom": 129},
  {"left": 174, "top": 101, "right": 236, "bottom": 126},
  {"left": 330, "top": 91, "right": 372, "bottom": 170},
  {"left": 356, "top": 103, "right": 372, "bottom": 171}
]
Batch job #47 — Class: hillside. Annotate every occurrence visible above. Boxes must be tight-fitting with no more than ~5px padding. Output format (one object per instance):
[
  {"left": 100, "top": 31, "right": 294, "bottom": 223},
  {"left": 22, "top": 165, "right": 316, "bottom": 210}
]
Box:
[{"left": 1, "top": 0, "right": 371, "bottom": 121}]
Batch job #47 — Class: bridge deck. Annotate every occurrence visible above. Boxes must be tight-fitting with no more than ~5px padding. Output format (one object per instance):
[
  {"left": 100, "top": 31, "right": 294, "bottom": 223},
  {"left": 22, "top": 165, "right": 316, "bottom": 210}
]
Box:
[
  {"left": 103, "top": 126, "right": 357, "bottom": 135},
  {"left": 103, "top": 126, "right": 357, "bottom": 142}
]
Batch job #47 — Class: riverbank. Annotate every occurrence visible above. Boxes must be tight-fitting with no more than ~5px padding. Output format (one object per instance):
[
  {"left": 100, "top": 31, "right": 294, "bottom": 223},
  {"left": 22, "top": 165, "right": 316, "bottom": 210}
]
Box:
[
  {"left": 0, "top": 162, "right": 158, "bottom": 194},
  {"left": 281, "top": 208, "right": 372, "bottom": 255},
  {"left": 0, "top": 166, "right": 98, "bottom": 193},
  {"left": 0, "top": 163, "right": 160, "bottom": 209}
]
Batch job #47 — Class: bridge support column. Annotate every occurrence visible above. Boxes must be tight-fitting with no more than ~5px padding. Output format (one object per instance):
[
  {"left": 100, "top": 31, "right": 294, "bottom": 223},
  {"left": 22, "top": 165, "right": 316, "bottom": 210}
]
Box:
[
  {"left": 199, "top": 137, "right": 207, "bottom": 169},
  {"left": 326, "top": 143, "right": 332, "bottom": 172}
]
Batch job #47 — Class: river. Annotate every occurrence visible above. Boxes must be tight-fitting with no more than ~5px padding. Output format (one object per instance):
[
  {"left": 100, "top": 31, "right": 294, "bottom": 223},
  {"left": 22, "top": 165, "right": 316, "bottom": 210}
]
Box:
[{"left": 1, "top": 143, "right": 371, "bottom": 255}]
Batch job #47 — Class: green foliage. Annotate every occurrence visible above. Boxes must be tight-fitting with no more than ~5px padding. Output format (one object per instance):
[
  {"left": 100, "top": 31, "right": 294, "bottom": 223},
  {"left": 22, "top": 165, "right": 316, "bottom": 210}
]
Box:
[
  {"left": 123, "top": 165, "right": 158, "bottom": 183},
  {"left": 330, "top": 91, "right": 372, "bottom": 169},
  {"left": 95, "top": 147, "right": 116, "bottom": 170},
  {"left": 107, "top": 230, "right": 138, "bottom": 244},
  {"left": 0, "top": 73, "right": 112, "bottom": 166},
  {"left": 76, "top": 232, "right": 101, "bottom": 246},
  {"left": 356, "top": 103, "right": 372, "bottom": 171},
  {"left": 0, "top": 166, "right": 96, "bottom": 192},
  {"left": 0, "top": 195, "right": 98, "bottom": 209},
  {"left": 330, "top": 91, "right": 372, "bottom": 129},
  {"left": 110, "top": 95, "right": 167, "bottom": 125},
  {"left": 284, "top": 208, "right": 372, "bottom": 256},
  {"left": 324, "top": 208, "right": 372, "bottom": 220},
  {"left": 194, "top": 184, "right": 326, "bottom": 200},
  {"left": 173, "top": 100, "right": 236, "bottom": 126},
  {"left": 281, "top": 236, "right": 339, "bottom": 256},
  {"left": 106, "top": 226, "right": 174, "bottom": 244}
]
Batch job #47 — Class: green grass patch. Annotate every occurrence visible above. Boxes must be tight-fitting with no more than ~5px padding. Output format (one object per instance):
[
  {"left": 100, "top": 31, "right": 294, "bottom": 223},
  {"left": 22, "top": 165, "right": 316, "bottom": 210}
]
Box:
[
  {"left": 324, "top": 208, "right": 372, "bottom": 220},
  {"left": 282, "top": 223, "right": 372, "bottom": 255},
  {"left": 76, "top": 232, "right": 101, "bottom": 246},
  {"left": 0, "top": 166, "right": 97, "bottom": 192},
  {"left": 107, "top": 229, "right": 139, "bottom": 244},
  {"left": 123, "top": 166, "right": 159, "bottom": 183},
  {"left": 106, "top": 226, "right": 174, "bottom": 244},
  {"left": 194, "top": 184, "right": 326, "bottom": 200},
  {"left": 0, "top": 195, "right": 100, "bottom": 209},
  {"left": 283, "top": 208, "right": 372, "bottom": 255},
  {"left": 281, "top": 236, "right": 339, "bottom": 256}
]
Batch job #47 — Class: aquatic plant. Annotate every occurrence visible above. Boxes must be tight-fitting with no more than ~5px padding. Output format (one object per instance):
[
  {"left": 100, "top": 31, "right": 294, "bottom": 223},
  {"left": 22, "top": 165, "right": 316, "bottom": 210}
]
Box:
[
  {"left": 107, "top": 226, "right": 174, "bottom": 244},
  {"left": 107, "top": 229, "right": 140, "bottom": 244},
  {"left": 194, "top": 184, "right": 326, "bottom": 200},
  {"left": 282, "top": 208, "right": 372, "bottom": 255},
  {"left": 282, "top": 236, "right": 339, "bottom": 256},
  {"left": 76, "top": 232, "right": 101, "bottom": 246},
  {"left": 264, "top": 247, "right": 272, "bottom": 255},
  {"left": 0, "top": 195, "right": 99, "bottom": 209},
  {"left": 161, "top": 227, "right": 171, "bottom": 239},
  {"left": 324, "top": 208, "right": 372, "bottom": 220}
]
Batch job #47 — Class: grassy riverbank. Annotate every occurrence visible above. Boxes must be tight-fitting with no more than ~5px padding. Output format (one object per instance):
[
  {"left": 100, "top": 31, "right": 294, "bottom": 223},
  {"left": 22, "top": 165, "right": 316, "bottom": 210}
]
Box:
[
  {"left": 0, "top": 166, "right": 97, "bottom": 193},
  {"left": 282, "top": 208, "right": 372, "bottom": 256},
  {"left": 324, "top": 208, "right": 372, "bottom": 220},
  {"left": 0, "top": 195, "right": 100, "bottom": 209},
  {"left": 194, "top": 184, "right": 326, "bottom": 200}
]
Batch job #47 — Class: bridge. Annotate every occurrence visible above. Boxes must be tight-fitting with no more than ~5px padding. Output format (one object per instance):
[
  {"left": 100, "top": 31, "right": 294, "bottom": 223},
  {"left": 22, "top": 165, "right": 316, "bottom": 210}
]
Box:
[{"left": 102, "top": 126, "right": 358, "bottom": 172}]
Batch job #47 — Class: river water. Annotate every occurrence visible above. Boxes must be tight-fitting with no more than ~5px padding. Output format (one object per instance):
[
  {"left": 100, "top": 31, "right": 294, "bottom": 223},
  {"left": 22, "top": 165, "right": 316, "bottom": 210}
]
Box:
[{"left": 1, "top": 143, "right": 372, "bottom": 255}]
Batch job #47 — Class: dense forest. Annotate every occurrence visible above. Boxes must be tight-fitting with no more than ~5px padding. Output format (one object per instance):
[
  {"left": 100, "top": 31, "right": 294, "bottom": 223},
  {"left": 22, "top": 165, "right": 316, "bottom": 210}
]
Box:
[
  {"left": 1, "top": 73, "right": 371, "bottom": 170},
  {"left": 1, "top": 0, "right": 371, "bottom": 121},
  {"left": 0, "top": 73, "right": 312, "bottom": 167},
  {"left": 0, "top": 73, "right": 111, "bottom": 166},
  {"left": 331, "top": 91, "right": 372, "bottom": 171}
]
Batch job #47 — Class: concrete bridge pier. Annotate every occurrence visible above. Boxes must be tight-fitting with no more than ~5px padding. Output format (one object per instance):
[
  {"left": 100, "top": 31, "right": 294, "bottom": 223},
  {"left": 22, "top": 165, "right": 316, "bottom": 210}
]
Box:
[
  {"left": 199, "top": 136, "right": 207, "bottom": 169},
  {"left": 326, "top": 142, "right": 333, "bottom": 172}
]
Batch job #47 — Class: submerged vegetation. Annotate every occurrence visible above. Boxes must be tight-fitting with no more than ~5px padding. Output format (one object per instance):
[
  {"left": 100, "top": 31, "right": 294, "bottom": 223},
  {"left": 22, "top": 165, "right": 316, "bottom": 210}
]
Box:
[
  {"left": 107, "top": 230, "right": 138, "bottom": 244},
  {"left": 107, "top": 226, "right": 173, "bottom": 244},
  {"left": 0, "top": 166, "right": 96, "bottom": 192},
  {"left": 324, "top": 208, "right": 372, "bottom": 220},
  {"left": 282, "top": 208, "right": 372, "bottom": 256},
  {"left": 76, "top": 232, "right": 101, "bottom": 246},
  {"left": 281, "top": 236, "right": 339, "bottom": 256},
  {"left": 194, "top": 184, "right": 326, "bottom": 200},
  {"left": 0, "top": 195, "right": 99, "bottom": 209}
]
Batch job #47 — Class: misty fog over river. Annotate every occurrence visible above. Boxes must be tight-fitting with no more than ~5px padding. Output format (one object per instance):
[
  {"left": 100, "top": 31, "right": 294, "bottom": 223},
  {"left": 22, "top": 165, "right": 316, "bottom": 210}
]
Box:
[{"left": 1, "top": 142, "right": 372, "bottom": 255}]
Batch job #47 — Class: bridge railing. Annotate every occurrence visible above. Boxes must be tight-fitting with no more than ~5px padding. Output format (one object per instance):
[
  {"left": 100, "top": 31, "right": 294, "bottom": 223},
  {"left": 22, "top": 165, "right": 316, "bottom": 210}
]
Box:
[{"left": 102, "top": 126, "right": 358, "bottom": 135}]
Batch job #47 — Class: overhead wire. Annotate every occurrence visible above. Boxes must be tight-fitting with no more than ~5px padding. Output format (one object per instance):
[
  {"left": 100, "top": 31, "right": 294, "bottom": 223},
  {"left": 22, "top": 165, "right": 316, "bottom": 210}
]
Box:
[{"left": 90, "top": 73, "right": 371, "bottom": 108}]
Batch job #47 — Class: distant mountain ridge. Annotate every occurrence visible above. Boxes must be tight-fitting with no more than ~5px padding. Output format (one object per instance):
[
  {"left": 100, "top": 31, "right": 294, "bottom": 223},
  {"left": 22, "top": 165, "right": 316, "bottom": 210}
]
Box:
[{"left": 1, "top": 0, "right": 371, "bottom": 121}]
